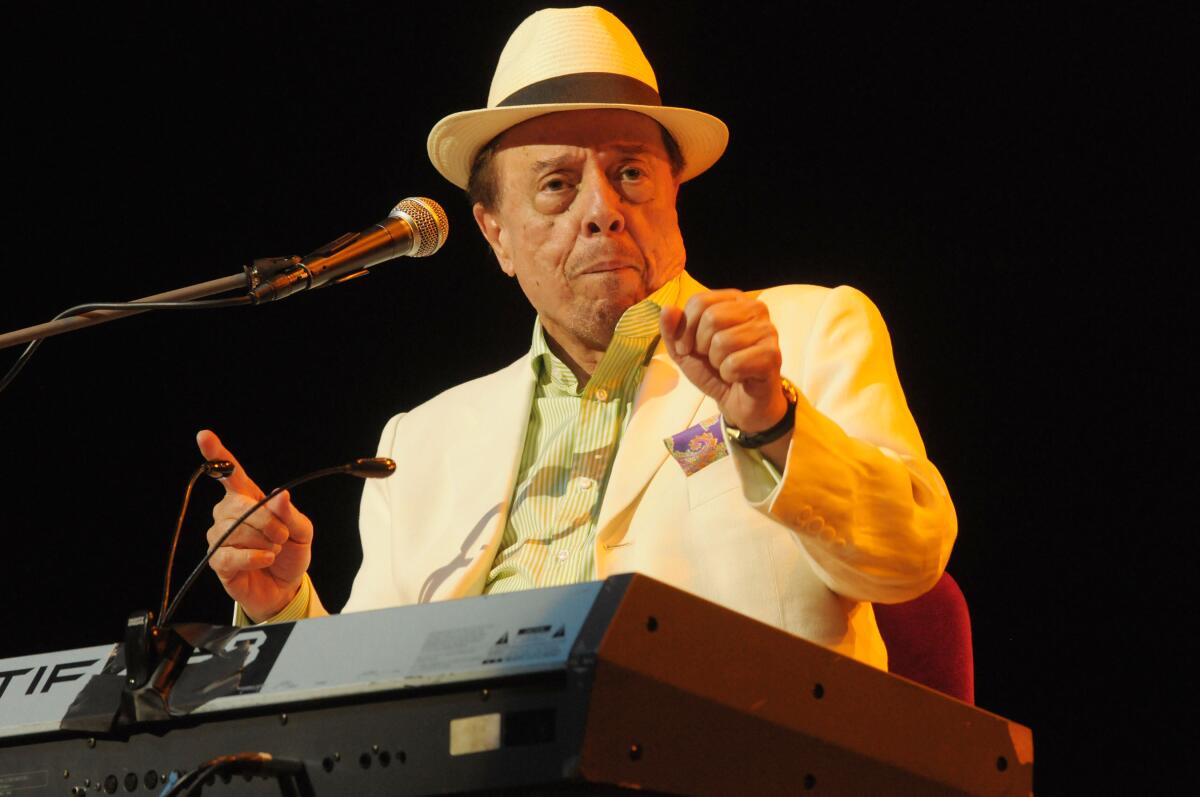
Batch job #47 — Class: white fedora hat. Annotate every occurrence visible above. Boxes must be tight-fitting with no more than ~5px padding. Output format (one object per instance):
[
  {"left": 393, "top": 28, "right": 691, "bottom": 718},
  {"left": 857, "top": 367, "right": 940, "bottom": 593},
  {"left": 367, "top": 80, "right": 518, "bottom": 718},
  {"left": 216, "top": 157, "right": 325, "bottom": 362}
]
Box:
[{"left": 426, "top": 6, "right": 729, "bottom": 191}]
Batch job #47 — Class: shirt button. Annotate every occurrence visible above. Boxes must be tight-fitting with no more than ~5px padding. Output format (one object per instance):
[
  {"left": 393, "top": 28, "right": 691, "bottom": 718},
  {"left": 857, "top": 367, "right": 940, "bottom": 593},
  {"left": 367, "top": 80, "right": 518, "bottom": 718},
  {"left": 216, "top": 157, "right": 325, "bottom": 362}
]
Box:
[
  {"left": 595, "top": 388, "right": 609, "bottom": 401},
  {"left": 556, "top": 550, "right": 569, "bottom": 561},
  {"left": 578, "top": 477, "right": 595, "bottom": 491}
]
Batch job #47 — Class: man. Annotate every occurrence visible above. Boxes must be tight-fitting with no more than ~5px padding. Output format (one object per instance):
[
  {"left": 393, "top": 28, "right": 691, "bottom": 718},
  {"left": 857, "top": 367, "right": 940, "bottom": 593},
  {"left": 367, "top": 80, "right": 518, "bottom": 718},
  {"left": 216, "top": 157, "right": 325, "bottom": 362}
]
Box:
[{"left": 198, "top": 7, "right": 955, "bottom": 670}]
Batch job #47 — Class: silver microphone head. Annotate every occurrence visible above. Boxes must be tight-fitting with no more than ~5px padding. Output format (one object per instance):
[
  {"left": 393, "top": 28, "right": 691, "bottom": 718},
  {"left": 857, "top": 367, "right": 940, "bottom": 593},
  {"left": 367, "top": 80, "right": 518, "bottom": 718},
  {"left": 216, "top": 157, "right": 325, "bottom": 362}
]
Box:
[{"left": 388, "top": 197, "right": 449, "bottom": 257}]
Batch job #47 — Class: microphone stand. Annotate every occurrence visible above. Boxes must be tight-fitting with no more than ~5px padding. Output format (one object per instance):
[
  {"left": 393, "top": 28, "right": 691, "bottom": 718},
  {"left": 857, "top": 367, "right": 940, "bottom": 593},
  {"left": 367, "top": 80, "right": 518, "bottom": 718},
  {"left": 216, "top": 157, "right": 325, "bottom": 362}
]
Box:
[
  {"left": 0, "top": 257, "right": 298, "bottom": 350},
  {"left": 0, "top": 273, "right": 244, "bottom": 349}
]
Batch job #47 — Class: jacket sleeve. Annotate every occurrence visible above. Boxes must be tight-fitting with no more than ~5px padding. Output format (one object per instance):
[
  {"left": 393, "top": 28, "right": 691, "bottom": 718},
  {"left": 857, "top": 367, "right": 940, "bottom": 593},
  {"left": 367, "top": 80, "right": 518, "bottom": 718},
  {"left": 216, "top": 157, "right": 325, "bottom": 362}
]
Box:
[
  {"left": 279, "top": 413, "right": 405, "bottom": 620},
  {"left": 733, "top": 284, "right": 957, "bottom": 604},
  {"left": 335, "top": 412, "right": 407, "bottom": 613}
]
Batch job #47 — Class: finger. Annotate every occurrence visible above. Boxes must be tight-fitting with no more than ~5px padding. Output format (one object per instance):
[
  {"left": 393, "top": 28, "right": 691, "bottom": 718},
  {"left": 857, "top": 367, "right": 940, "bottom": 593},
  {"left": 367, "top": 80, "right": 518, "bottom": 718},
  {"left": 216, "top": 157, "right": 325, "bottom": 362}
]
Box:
[
  {"left": 206, "top": 520, "right": 286, "bottom": 554},
  {"left": 206, "top": 520, "right": 284, "bottom": 553},
  {"left": 675, "top": 289, "right": 744, "bottom": 357},
  {"left": 695, "top": 301, "right": 769, "bottom": 359},
  {"left": 266, "top": 490, "right": 314, "bottom": 545},
  {"left": 208, "top": 547, "right": 276, "bottom": 580},
  {"left": 659, "top": 305, "right": 686, "bottom": 358},
  {"left": 195, "top": 429, "right": 265, "bottom": 499},
  {"left": 210, "top": 494, "right": 292, "bottom": 546},
  {"left": 717, "top": 343, "right": 784, "bottom": 387},
  {"left": 706, "top": 319, "right": 777, "bottom": 372}
]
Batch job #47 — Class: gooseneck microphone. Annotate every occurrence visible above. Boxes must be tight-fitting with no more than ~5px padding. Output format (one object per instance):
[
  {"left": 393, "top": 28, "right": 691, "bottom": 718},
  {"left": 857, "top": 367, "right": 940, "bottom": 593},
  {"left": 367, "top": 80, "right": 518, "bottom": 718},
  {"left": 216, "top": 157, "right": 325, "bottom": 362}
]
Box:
[
  {"left": 159, "top": 457, "right": 396, "bottom": 627},
  {"left": 158, "top": 460, "right": 237, "bottom": 627},
  {"left": 249, "top": 197, "right": 449, "bottom": 303}
]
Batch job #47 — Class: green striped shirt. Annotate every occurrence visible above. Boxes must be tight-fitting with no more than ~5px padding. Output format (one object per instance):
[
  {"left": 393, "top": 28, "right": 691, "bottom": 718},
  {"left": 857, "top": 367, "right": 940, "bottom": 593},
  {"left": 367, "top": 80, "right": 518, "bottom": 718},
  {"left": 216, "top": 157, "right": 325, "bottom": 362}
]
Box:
[
  {"left": 240, "top": 274, "right": 692, "bottom": 624},
  {"left": 483, "top": 275, "right": 682, "bottom": 594}
]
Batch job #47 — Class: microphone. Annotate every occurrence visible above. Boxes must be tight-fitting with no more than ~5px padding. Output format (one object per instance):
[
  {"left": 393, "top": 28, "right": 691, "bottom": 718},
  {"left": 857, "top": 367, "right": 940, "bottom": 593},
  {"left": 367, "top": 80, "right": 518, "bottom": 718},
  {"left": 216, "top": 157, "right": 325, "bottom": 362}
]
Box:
[
  {"left": 158, "top": 459, "right": 238, "bottom": 628},
  {"left": 345, "top": 457, "right": 398, "bottom": 478},
  {"left": 122, "top": 456, "right": 396, "bottom": 703},
  {"left": 249, "top": 197, "right": 449, "bottom": 303},
  {"left": 159, "top": 457, "right": 397, "bottom": 627}
]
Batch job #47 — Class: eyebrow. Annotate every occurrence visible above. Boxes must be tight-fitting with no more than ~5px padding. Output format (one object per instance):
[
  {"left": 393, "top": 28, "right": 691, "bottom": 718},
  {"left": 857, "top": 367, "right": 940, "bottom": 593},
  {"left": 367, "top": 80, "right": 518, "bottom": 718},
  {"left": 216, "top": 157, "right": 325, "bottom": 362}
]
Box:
[
  {"left": 531, "top": 154, "right": 579, "bottom": 173},
  {"left": 610, "top": 144, "right": 652, "bottom": 156},
  {"left": 530, "top": 144, "right": 654, "bottom": 173}
]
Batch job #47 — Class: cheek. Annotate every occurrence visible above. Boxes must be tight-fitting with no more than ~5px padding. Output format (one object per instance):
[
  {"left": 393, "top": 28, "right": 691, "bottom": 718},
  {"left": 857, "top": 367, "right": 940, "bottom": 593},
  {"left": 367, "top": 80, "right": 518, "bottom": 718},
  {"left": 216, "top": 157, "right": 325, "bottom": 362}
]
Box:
[
  {"left": 637, "top": 205, "right": 686, "bottom": 266},
  {"left": 519, "top": 217, "right": 576, "bottom": 274}
]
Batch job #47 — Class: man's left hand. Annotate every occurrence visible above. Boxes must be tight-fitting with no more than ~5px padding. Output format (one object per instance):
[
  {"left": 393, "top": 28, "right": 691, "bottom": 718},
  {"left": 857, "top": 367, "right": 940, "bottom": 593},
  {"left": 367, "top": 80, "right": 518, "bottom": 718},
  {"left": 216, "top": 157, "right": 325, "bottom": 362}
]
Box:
[{"left": 660, "top": 289, "right": 790, "bottom": 434}]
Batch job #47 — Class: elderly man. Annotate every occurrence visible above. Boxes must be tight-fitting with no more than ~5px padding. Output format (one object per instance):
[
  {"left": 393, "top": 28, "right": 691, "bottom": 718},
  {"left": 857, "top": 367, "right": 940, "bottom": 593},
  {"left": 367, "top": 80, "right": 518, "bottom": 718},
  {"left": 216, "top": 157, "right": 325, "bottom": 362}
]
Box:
[{"left": 198, "top": 7, "right": 955, "bottom": 670}]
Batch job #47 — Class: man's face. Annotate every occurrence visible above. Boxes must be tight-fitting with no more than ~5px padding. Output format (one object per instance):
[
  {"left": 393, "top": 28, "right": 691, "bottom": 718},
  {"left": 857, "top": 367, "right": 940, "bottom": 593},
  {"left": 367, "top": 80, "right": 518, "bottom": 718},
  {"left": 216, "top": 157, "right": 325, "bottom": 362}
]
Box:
[{"left": 473, "top": 109, "right": 686, "bottom": 353}]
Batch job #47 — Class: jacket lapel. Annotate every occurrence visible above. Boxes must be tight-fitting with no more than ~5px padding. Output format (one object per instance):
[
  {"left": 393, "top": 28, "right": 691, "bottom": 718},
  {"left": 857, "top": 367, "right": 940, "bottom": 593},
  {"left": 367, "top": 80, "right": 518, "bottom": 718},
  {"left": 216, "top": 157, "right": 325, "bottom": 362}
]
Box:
[
  {"left": 431, "top": 270, "right": 711, "bottom": 592},
  {"left": 426, "top": 355, "right": 536, "bottom": 602},
  {"left": 595, "top": 272, "right": 709, "bottom": 543}
]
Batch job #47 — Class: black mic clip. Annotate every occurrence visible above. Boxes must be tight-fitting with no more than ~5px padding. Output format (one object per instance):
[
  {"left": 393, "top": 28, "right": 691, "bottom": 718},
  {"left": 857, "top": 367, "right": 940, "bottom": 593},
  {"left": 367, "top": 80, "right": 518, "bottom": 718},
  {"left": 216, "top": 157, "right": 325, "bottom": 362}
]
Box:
[
  {"left": 243, "top": 255, "right": 301, "bottom": 293},
  {"left": 245, "top": 234, "right": 370, "bottom": 304}
]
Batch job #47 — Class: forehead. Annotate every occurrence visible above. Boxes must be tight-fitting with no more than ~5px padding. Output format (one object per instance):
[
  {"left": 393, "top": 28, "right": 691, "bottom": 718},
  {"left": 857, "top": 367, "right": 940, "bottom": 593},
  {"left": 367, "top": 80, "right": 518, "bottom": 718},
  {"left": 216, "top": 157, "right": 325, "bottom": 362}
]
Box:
[{"left": 493, "top": 109, "right": 668, "bottom": 165}]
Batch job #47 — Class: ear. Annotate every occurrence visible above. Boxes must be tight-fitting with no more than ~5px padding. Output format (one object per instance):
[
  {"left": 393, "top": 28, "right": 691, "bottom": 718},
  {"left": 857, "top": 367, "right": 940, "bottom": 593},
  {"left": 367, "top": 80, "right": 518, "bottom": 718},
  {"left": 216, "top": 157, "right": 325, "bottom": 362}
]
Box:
[{"left": 473, "top": 202, "right": 515, "bottom": 277}]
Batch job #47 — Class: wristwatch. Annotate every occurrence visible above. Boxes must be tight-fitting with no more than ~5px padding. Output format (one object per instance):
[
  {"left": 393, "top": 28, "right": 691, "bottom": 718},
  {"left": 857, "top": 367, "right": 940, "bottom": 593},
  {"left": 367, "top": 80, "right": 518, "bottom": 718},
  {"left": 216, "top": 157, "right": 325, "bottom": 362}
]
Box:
[{"left": 725, "top": 377, "right": 799, "bottom": 449}]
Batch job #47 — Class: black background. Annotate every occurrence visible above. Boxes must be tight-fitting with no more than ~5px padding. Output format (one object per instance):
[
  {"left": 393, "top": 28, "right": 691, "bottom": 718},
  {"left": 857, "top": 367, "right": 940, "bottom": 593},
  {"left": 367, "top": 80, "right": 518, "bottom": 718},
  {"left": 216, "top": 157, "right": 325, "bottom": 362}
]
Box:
[{"left": 1, "top": 2, "right": 1189, "bottom": 792}]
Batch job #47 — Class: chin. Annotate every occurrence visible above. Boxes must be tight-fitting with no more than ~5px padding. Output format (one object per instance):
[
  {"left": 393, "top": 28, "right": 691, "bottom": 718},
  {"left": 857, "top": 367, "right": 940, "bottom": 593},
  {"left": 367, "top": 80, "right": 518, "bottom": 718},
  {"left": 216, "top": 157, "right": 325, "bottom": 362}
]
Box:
[{"left": 596, "top": 295, "right": 643, "bottom": 339}]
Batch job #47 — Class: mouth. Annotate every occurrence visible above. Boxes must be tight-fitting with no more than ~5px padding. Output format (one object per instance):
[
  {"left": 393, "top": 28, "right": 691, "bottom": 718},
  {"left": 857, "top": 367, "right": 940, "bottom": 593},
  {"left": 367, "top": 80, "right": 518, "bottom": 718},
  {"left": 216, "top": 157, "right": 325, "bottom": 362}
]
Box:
[{"left": 579, "top": 260, "right": 638, "bottom": 275}]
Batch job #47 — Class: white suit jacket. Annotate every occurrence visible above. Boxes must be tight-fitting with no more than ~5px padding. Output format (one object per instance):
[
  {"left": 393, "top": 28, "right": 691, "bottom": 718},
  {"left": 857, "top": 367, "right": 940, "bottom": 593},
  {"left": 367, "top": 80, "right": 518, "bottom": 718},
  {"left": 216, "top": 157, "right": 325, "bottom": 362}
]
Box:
[{"left": 310, "top": 275, "right": 956, "bottom": 670}]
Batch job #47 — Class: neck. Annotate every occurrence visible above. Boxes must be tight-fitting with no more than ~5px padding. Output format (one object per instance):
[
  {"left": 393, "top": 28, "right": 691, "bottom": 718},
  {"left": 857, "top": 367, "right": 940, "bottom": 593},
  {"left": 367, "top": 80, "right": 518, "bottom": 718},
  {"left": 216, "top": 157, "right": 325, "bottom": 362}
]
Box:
[{"left": 542, "top": 327, "right": 606, "bottom": 385}]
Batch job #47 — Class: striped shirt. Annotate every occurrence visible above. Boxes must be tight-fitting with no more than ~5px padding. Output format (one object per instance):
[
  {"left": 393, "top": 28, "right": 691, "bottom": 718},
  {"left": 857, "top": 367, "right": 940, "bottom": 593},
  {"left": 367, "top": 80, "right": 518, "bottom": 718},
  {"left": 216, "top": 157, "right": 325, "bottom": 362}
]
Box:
[
  {"left": 483, "top": 274, "right": 682, "bottom": 594},
  {"left": 240, "top": 274, "right": 687, "bottom": 623}
]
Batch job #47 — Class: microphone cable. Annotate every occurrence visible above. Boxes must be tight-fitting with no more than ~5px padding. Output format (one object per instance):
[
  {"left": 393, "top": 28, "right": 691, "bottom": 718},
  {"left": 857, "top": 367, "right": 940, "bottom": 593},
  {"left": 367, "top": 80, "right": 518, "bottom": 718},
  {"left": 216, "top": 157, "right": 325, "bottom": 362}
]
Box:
[
  {"left": 160, "top": 458, "right": 394, "bottom": 627},
  {"left": 0, "top": 296, "right": 252, "bottom": 395},
  {"left": 158, "top": 752, "right": 308, "bottom": 797},
  {"left": 2, "top": 197, "right": 447, "bottom": 395},
  {"left": 158, "top": 459, "right": 236, "bottom": 626}
]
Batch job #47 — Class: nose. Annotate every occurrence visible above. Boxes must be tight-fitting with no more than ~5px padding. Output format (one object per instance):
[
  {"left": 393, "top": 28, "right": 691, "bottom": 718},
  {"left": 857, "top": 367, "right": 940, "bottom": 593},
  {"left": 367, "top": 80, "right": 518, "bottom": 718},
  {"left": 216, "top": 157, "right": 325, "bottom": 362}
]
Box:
[{"left": 579, "top": 169, "right": 625, "bottom": 237}]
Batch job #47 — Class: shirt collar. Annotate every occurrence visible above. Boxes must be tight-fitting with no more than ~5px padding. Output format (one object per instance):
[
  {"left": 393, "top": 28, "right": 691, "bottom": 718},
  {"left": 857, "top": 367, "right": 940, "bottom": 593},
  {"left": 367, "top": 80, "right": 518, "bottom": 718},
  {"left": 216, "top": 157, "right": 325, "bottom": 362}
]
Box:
[{"left": 529, "top": 271, "right": 685, "bottom": 394}]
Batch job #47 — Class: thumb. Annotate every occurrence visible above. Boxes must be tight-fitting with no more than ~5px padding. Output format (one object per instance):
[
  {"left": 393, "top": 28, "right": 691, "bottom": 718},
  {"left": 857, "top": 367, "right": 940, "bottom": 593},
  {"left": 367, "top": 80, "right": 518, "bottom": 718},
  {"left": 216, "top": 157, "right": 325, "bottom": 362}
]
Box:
[
  {"left": 659, "top": 305, "right": 687, "bottom": 359},
  {"left": 196, "top": 429, "right": 264, "bottom": 499}
]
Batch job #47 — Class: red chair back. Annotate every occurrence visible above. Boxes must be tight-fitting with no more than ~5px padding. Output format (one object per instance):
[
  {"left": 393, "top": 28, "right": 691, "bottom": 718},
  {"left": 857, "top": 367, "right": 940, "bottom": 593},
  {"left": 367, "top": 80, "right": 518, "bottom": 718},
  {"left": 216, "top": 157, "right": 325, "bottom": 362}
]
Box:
[{"left": 873, "top": 572, "right": 975, "bottom": 704}]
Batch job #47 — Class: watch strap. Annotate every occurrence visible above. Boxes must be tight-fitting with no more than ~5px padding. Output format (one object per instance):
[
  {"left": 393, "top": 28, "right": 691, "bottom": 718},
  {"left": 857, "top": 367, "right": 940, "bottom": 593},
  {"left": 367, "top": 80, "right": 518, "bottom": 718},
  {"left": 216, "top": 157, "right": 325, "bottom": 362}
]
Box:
[{"left": 726, "top": 378, "right": 799, "bottom": 449}]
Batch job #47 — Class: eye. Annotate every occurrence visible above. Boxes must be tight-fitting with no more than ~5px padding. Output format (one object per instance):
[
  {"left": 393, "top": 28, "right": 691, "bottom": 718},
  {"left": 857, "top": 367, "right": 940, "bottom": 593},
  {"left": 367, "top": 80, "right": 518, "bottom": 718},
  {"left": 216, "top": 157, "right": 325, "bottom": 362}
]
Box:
[
  {"left": 541, "top": 176, "right": 572, "bottom": 192},
  {"left": 534, "top": 173, "right": 577, "bottom": 214},
  {"left": 616, "top": 163, "right": 655, "bottom": 203}
]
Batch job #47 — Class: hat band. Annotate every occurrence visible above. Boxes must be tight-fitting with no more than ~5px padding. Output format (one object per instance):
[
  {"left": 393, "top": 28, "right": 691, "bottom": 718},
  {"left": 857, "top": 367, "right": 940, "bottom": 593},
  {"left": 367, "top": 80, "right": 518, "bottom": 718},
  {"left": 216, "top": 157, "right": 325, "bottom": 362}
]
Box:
[{"left": 496, "top": 72, "right": 662, "bottom": 108}]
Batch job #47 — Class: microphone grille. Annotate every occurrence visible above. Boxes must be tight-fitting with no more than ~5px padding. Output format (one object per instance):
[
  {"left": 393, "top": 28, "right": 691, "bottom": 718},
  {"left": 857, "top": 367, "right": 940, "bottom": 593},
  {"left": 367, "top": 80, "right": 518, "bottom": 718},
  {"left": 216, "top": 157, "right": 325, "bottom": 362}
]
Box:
[{"left": 390, "top": 197, "right": 449, "bottom": 257}]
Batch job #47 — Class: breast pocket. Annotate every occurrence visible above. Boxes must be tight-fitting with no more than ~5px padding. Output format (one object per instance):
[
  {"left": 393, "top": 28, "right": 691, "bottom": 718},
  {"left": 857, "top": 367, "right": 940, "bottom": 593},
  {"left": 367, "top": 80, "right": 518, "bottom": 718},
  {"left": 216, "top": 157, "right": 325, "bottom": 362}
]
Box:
[{"left": 685, "top": 454, "right": 740, "bottom": 510}]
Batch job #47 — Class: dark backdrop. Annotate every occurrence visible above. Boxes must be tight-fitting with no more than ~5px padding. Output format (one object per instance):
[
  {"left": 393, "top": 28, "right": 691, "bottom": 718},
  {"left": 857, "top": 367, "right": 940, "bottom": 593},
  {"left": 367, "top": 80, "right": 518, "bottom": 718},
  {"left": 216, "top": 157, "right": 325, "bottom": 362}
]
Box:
[{"left": 1, "top": 2, "right": 1188, "bottom": 792}]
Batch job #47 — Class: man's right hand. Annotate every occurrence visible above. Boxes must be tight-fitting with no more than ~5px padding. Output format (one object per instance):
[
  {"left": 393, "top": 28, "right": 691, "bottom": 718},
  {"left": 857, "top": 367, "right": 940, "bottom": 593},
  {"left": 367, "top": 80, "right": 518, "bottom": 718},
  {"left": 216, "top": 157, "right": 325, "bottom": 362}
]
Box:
[{"left": 196, "top": 430, "right": 313, "bottom": 622}]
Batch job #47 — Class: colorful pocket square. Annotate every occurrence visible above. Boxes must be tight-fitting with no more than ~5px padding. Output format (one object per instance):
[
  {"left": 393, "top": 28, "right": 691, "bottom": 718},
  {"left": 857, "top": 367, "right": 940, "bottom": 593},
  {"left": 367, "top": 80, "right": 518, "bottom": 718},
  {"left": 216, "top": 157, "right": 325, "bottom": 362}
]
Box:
[{"left": 664, "top": 414, "right": 729, "bottom": 476}]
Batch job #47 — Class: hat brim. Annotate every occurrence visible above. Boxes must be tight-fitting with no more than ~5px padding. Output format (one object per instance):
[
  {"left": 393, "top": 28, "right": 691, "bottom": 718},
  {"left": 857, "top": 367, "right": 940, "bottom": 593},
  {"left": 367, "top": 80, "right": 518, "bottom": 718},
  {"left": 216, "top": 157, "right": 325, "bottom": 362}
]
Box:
[{"left": 427, "top": 103, "right": 729, "bottom": 191}]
